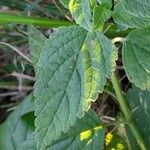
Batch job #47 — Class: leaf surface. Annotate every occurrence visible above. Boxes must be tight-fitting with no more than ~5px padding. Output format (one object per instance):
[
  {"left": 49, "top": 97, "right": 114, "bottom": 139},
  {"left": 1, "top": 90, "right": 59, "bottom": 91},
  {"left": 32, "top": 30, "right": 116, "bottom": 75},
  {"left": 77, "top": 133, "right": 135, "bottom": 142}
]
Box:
[
  {"left": 69, "top": 0, "right": 92, "bottom": 31},
  {"left": 126, "top": 86, "right": 150, "bottom": 148},
  {"left": 0, "top": 94, "right": 35, "bottom": 150},
  {"left": 69, "top": 0, "right": 112, "bottom": 31},
  {"left": 123, "top": 27, "right": 150, "bottom": 91},
  {"left": 0, "top": 102, "right": 105, "bottom": 150},
  {"left": 34, "top": 25, "right": 117, "bottom": 149},
  {"left": 28, "top": 26, "right": 47, "bottom": 64},
  {"left": 93, "top": 6, "right": 112, "bottom": 31},
  {"left": 47, "top": 110, "right": 105, "bottom": 150},
  {"left": 113, "top": 0, "right": 150, "bottom": 28}
]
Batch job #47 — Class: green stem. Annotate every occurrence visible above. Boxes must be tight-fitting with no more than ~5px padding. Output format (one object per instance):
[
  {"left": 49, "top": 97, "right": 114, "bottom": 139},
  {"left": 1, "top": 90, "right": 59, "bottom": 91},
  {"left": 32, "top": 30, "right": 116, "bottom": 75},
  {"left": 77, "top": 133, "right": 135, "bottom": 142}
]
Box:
[
  {"left": 0, "top": 12, "right": 75, "bottom": 27},
  {"left": 111, "top": 72, "right": 146, "bottom": 150},
  {"left": 0, "top": 13, "right": 131, "bottom": 38}
]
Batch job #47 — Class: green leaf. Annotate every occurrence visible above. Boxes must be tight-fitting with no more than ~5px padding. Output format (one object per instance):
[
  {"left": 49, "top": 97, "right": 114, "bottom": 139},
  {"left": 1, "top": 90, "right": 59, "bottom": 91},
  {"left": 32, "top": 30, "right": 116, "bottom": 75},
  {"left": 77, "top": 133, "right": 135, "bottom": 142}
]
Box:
[
  {"left": 69, "top": 0, "right": 112, "bottom": 31},
  {"left": 93, "top": 6, "right": 112, "bottom": 31},
  {"left": 48, "top": 110, "right": 105, "bottom": 150},
  {"left": 113, "top": 0, "right": 150, "bottom": 28},
  {"left": 19, "top": 94, "right": 34, "bottom": 116},
  {"left": 28, "top": 26, "right": 47, "bottom": 65},
  {"left": 34, "top": 25, "right": 117, "bottom": 149},
  {"left": 123, "top": 27, "right": 150, "bottom": 91},
  {"left": 126, "top": 86, "right": 150, "bottom": 148},
  {"left": 69, "top": 0, "right": 92, "bottom": 31},
  {"left": 0, "top": 94, "right": 35, "bottom": 150},
  {"left": 0, "top": 93, "right": 105, "bottom": 150},
  {"left": 97, "top": 0, "right": 112, "bottom": 9},
  {"left": 60, "top": 0, "right": 70, "bottom": 8}
]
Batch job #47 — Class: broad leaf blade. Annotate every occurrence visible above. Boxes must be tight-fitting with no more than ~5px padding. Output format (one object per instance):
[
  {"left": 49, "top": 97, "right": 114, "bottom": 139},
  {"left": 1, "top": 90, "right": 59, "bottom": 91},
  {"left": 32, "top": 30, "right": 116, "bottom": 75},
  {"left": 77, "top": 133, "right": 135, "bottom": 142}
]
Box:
[
  {"left": 121, "top": 0, "right": 150, "bottom": 17},
  {"left": 69, "top": 0, "right": 92, "bottom": 31},
  {"left": 0, "top": 95, "right": 105, "bottom": 150},
  {"left": 48, "top": 110, "right": 105, "bottom": 150},
  {"left": 0, "top": 94, "right": 35, "bottom": 150},
  {"left": 123, "top": 27, "right": 150, "bottom": 91},
  {"left": 34, "top": 25, "right": 117, "bottom": 149},
  {"left": 0, "top": 96, "right": 105, "bottom": 150},
  {"left": 28, "top": 26, "right": 47, "bottom": 64},
  {"left": 93, "top": 6, "right": 112, "bottom": 31},
  {"left": 126, "top": 86, "right": 150, "bottom": 148},
  {"left": 69, "top": 0, "right": 112, "bottom": 31},
  {"left": 113, "top": 1, "right": 150, "bottom": 28}
]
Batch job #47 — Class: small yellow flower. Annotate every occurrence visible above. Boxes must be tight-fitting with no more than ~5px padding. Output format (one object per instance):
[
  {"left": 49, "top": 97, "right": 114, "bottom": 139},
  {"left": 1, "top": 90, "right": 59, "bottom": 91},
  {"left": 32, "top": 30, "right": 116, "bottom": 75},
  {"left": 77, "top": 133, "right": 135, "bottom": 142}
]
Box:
[
  {"left": 116, "top": 143, "right": 124, "bottom": 150},
  {"left": 105, "top": 132, "right": 113, "bottom": 146}
]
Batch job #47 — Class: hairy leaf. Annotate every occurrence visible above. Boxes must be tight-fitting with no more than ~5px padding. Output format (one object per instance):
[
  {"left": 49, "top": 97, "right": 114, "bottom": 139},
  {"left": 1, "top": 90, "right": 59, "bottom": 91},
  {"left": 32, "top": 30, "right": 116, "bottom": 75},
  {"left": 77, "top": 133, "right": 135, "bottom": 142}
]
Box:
[
  {"left": 0, "top": 94, "right": 35, "bottom": 150},
  {"left": 69, "top": 0, "right": 92, "bottom": 31},
  {"left": 47, "top": 110, "right": 105, "bottom": 150},
  {"left": 69, "top": 0, "right": 112, "bottom": 31},
  {"left": 0, "top": 102, "right": 105, "bottom": 150},
  {"left": 126, "top": 86, "right": 150, "bottom": 148},
  {"left": 113, "top": 0, "right": 150, "bottom": 28},
  {"left": 28, "top": 26, "right": 47, "bottom": 64},
  {"left": 93, "top": 6, "right": 112, "bottom": 31},
  {"left": 34, "top": 25, "right": 117, "bottom": 149},
  {"left": 123, "top": 27, "right": 150, "bottom": 91}
]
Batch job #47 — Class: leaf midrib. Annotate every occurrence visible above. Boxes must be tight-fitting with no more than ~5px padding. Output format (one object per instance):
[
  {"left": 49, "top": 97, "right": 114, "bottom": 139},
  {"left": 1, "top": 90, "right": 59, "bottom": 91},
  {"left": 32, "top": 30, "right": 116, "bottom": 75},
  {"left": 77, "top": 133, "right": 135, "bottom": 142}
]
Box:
[{"left": 37, "top": 31, "right": 89, "bottom": 149}]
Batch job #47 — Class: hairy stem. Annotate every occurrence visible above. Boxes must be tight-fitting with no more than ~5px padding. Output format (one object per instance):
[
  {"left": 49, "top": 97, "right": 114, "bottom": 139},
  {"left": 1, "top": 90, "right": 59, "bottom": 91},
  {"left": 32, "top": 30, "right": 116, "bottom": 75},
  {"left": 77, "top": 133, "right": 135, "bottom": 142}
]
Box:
[{"left": 111, "top": 72, "right": 146, "bottom": 150}]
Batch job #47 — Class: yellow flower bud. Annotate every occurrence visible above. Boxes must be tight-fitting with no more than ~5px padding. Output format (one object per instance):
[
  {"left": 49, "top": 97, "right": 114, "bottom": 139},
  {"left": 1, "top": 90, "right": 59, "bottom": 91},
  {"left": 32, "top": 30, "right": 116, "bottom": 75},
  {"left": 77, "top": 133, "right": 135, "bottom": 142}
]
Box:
[
  {"left": 105, "top": 132, "right": 113, "bottom": 146},
  {"left": 117, "top": 143, "right": 124, "bottom": 150},
  {"left": 106, "top": 133, "right": 113, "bottom": 140}
]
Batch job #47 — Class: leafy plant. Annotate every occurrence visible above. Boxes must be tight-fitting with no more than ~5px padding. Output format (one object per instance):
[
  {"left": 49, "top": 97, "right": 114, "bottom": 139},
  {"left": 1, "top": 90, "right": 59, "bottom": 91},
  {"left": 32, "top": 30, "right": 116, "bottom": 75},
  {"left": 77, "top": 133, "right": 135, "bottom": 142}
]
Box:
[{"left": 0, "top": 0, "right": 150, "bottom": 150}]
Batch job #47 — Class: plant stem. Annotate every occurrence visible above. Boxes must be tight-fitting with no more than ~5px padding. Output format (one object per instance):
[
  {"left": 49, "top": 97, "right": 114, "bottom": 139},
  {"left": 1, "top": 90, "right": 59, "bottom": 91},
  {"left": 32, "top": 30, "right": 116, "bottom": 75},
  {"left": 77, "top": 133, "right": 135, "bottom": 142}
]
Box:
[
  {"left": 0, "top": 13, "right": 75, "bottom": 27},
  {"left": 111, "top": 72, "right": 146, "bottom": 150},
  {"left": 0, "top": 13, "right": 131, "bottom": 38}
]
